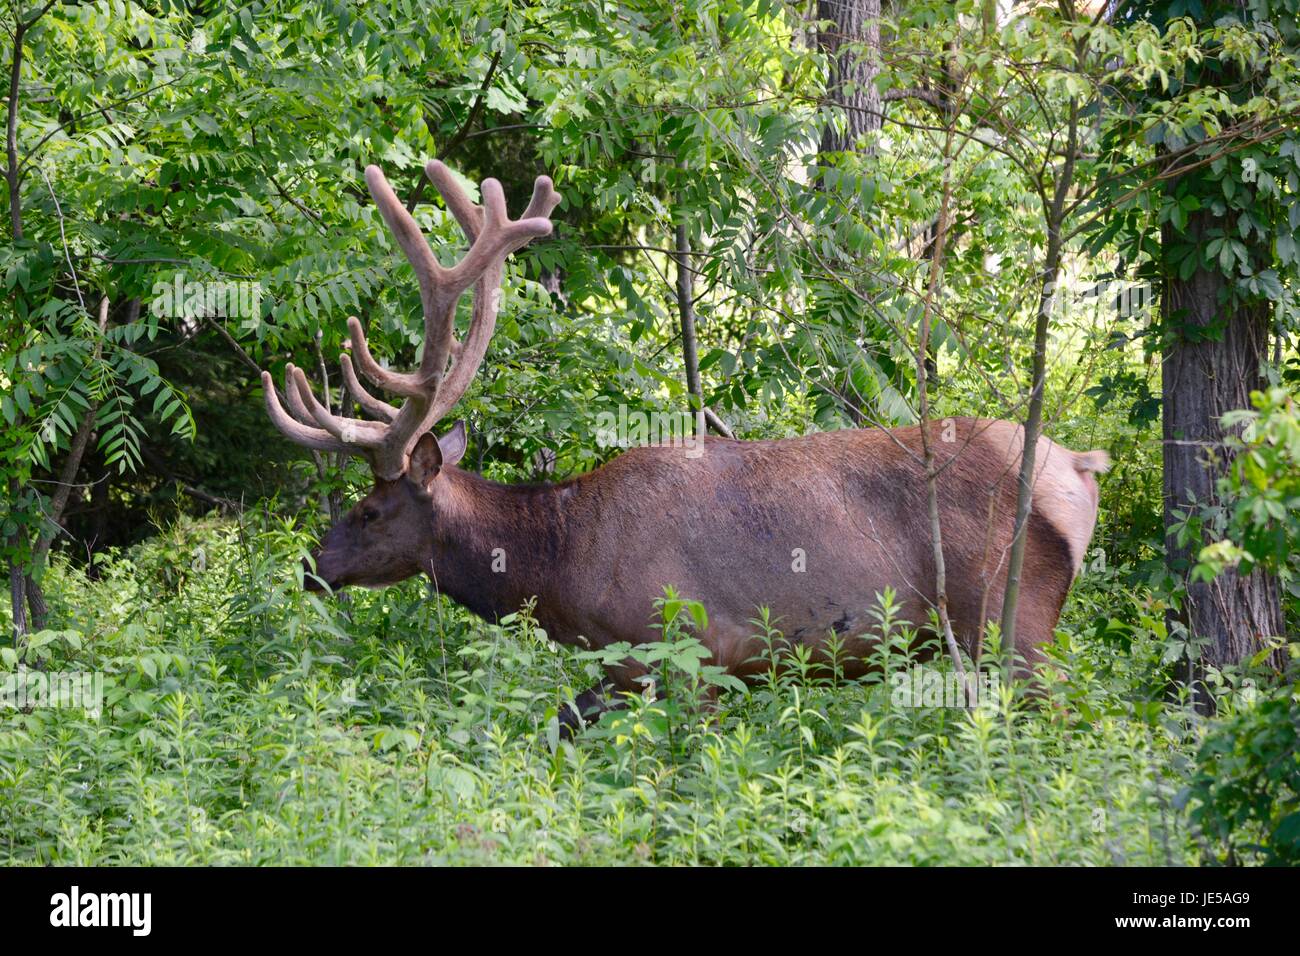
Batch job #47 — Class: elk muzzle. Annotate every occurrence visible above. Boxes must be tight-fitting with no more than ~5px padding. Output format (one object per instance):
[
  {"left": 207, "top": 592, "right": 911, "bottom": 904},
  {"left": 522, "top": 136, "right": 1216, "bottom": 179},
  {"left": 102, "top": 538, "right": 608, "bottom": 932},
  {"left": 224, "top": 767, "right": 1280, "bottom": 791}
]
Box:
[
  {"left": 302, "top": 542, "right": 351, "bottom": 591},
  {"left": 302, "top": 553, "right": 331, "bottom": 591}
]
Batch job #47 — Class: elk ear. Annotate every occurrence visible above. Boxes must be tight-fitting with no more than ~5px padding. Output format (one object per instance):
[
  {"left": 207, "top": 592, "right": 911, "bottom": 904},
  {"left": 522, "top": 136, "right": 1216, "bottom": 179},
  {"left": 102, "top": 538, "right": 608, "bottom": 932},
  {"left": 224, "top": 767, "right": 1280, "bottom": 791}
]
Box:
[
  {"left": 437, "top": 420, "right": 468, "bottom": 468},
  {"left": 407, "top": 432, "right": 444, "bottom": 490}
]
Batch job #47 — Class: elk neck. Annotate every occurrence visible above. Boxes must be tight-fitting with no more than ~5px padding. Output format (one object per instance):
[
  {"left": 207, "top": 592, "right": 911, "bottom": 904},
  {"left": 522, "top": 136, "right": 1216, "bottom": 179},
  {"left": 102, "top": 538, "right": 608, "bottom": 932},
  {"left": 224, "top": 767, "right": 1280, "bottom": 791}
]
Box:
[{"left": 423, "top": 466, "right": 576, "bottom": 624}]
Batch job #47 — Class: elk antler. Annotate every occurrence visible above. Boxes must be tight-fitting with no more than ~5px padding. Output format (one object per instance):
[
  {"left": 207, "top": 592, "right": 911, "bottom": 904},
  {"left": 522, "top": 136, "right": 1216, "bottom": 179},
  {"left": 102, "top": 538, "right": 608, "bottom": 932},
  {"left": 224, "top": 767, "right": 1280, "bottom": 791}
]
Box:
[{"left": 262, "top": 162, "right": 561, "bottom": 479}]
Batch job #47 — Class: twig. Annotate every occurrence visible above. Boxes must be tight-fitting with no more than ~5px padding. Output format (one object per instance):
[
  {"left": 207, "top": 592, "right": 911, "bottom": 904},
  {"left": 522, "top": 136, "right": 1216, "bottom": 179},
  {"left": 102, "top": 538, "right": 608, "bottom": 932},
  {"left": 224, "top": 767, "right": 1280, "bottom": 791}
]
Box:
[
  {"left": 406, "top": 44, "right": 505, "bottom": 211},
  {"left": 38, "top": 165, "right": 84, "bottom": 310}
]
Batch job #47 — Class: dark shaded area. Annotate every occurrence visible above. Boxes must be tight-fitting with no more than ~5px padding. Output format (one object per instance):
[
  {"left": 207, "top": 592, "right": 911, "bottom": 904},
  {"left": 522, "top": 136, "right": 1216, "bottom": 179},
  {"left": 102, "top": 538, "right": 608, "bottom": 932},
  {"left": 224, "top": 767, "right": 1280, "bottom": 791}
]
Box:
[{"left": 49, "top": 328, "right": 310, "bottom": 570}]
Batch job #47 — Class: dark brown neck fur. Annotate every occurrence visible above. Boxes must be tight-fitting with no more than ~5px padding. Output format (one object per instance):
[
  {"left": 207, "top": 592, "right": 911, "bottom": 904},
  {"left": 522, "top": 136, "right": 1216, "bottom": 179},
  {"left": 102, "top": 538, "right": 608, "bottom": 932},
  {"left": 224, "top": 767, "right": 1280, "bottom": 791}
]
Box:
[{"left": 424, "top": 466, "right": 575, "bottom": 625}]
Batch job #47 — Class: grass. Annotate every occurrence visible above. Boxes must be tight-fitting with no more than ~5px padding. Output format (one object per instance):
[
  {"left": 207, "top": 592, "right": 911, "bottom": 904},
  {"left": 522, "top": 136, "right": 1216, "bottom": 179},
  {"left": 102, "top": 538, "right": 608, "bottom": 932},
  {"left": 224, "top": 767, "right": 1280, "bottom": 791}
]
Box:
[{"left": 0, "top": 510, "right": 1204, "bottom": 865}]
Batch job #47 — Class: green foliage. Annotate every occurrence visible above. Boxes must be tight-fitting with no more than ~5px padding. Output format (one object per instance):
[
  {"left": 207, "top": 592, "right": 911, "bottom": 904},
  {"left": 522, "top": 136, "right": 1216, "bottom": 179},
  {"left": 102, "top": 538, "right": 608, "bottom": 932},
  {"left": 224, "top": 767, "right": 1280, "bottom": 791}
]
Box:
[
  {"left": 0, "top": 518, "right": 1203, "bottom": 865},
  {"left": 1184, "top": 674, "right": 1300, "bottom": 865},
  {"left": 3, "top": 0, "right": 1297, "bottom": 868},
  {"left": 1100, "top": 0, "right": 1300, "bottom": 334},
  {"left": 1195, "top": 386, "right": 1300, "bottom": 616},
  {"left": 8, "top": 0, "right": 1293, "bottom": 530}
]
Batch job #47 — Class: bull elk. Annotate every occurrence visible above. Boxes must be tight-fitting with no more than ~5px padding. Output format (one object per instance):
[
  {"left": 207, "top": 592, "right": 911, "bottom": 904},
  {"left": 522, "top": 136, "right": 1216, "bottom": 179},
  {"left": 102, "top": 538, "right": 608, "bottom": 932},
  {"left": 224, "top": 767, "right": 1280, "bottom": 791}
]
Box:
[{"left": 262, "top": 161, "right": 1109, "bottom": 730}]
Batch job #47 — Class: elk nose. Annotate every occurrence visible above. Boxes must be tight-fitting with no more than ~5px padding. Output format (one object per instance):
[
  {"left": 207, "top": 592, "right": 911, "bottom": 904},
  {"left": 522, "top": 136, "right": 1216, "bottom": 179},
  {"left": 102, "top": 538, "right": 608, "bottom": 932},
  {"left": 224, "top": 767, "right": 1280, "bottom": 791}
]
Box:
[{"left": 302, "top": 557, "right": 325, "bottom": 592}]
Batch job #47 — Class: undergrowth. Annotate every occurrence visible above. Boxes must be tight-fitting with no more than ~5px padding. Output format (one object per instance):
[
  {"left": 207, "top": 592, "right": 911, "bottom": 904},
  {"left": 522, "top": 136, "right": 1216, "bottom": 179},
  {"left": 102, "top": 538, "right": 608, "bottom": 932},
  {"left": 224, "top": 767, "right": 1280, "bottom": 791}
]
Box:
[{"left": 0, "top": 510, "right": 1228, "bottom": 865}]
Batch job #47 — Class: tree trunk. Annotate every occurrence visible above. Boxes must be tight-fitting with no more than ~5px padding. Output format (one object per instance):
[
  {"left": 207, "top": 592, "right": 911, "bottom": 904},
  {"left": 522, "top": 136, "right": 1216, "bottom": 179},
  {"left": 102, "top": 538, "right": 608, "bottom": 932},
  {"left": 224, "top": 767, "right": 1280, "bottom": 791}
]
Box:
[
  {"left": 674, "top": 216, "right": 734, "bottom": 439},
  {"left": 7, "top": 531, "right": 27, "bottom": 643},
  {"left": 998, "top": 93, "right": 1080, "bottom": 672},
  {"left": 1162, "top": 209, "right": 1282, "bottom": 686},
  {"left": 22, "top": 297, "right": 115, "bottom": 629},
  {"left": 817, "top": 0, "right": 883, "bottom": 155},
  {"left": 816, "top": 0, "right": 883, "bottom": 424},
  {"left": 86, "top": 449, "right": 110, "bottom": 579},
  {"left": 998, "top": 214, "right": 1063, "bottom": 669},
  {"left": 916, "top": 124, "right": 969, "bottom": 690},
  {"left": 24, "top": 572, "right": 47, "bottom": 631},
  {"left": 674, "top": 220, "right": 703, "bottom": 410}
]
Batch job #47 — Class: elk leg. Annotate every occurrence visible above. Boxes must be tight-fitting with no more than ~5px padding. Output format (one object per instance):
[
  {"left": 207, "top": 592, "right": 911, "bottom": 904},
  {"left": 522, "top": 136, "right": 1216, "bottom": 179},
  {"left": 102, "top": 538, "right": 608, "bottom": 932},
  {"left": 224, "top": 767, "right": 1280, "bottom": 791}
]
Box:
[
  {"left": 556, "top": 652, "right": 660, "bottom": 738},
  {"left": 557, "top": 677, "right": 621, "bottom": 738}
]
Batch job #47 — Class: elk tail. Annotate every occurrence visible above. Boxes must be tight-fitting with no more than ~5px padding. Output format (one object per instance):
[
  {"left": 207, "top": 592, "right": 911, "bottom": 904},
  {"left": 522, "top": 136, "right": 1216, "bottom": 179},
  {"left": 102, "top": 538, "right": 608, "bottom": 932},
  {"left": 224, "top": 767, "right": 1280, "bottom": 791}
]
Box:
[{"left": 1073, "top": 450, "right": 1111, "bottom": 474}]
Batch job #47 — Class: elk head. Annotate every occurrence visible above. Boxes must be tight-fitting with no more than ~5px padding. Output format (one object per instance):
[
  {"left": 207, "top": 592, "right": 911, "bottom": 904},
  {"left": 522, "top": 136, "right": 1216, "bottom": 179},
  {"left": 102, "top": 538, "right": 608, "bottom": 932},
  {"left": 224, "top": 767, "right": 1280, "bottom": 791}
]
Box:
[{"left": 261, "top": 161, "right": 561, "bottom": 590}]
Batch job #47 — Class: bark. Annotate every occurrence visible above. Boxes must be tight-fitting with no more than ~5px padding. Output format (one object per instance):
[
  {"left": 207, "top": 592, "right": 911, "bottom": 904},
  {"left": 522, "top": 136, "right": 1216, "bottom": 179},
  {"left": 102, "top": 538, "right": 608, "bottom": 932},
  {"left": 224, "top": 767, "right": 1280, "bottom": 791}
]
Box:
[
  {"left": 5, "top": 1, "right": 60, "bottom": 641},
  {"left": 23, "top": 571, "right": 47, "bottom": 630},
  {"left": 1162, "top": 208, "right": 1282, "bottom": 690},
  {"left": 675, "top": 221, "right": 703, "bottom": 407},
  {"left": 24, "top": 296, "right": 115, "bottom": 630},
  {"left": 4, "top": 0, "right": 58, "bottom": 239},
  {"left": 816, "top": 0, "right": 884, "bottom": 424},
  {"left": 674, "top": 218, "right": 734, "bottom": 439},
  {"left": 999, "top": 96, "right": 1080, "bottom": 671},
  {"left": 6, "top": 15, "right": 28, "bottom": 639},
  {"left": 817, "top": 0, "right": 883, "bottom": 155},
  {"left": 7, "top": 571, "right": 26, "bottom": 639},
  {"left": 6, "top": 14, "right": 27, "bottom": 241},
  {"left": 915, "top": 126, "right": 969, "bottom": 692},
  {"left": 7, "top": 483, "right": 27, "bottom": 643},
  {"left": 920, "top": 217, "right": 941, "bottom": 388},
  {"left": 86, "top": 449, "right": 110, "bottom": 578}
]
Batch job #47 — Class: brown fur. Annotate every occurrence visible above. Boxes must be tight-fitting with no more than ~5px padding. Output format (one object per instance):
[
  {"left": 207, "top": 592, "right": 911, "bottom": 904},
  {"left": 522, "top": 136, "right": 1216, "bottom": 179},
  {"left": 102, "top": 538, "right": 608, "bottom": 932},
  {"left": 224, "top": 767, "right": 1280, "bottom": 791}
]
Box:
[{"left": 307, "top": 418, "right": 1107, "bottom": 702}]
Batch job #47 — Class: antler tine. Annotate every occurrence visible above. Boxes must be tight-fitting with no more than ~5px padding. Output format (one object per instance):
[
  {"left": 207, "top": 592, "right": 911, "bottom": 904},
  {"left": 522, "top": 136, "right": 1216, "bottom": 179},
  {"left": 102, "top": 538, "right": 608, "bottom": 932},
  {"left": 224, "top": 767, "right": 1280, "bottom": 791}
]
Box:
[
  {"left": 422, "top": 161, "right": 558, "bottom": 289},
  {"left": 520, "top": 174, "right": 562, "bottom": 223},
  {"left": 364, "top": 164, "right": 445, "bottom": 304},
  {"left": 425, "top": 170, "right": 562, "bottom": 421},
  {"left": 282, "top": 364, "right": 320, "bottom": 426},
  {"left": 262, "top": 160, "right": 559, "bottom": 479},
  {"left": 445, "top": 177, "right": 554, "bottom": 288},
  {"left": 343, "top": 316, "right": 427, "bottom": 398},
  {"left": 339, "top": 351, "right": 398, "bottom": 422},
  {"left": 425, "top": 160, "right": 560, "bottom": 247},
  {"left": 425, "top": 160, "right": 482, "bottom": 240},
  {"left": 260, "top": 371, "right": 353, "bottom": 453},
  {"left": 365, "top": 165, "right": 457, "bottom": 395},
  {"left": 291, "top": 366, "right": 387, "bottom": 446}
]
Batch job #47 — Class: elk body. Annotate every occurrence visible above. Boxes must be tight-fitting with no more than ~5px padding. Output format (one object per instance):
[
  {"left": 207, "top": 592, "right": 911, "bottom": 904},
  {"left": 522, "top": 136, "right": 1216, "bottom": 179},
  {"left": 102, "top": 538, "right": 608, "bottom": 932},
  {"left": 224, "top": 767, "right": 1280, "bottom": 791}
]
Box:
[{"left": 263, "top": 162, "right": 1109, "bottom": 729}]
